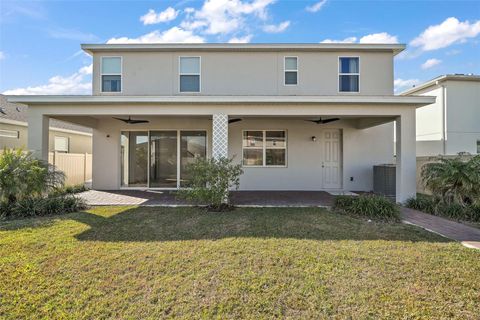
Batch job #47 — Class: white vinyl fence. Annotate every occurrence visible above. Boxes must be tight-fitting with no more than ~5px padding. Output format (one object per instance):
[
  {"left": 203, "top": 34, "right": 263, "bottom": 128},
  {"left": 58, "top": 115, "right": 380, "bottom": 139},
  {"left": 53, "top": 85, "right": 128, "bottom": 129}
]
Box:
[{"left": 49, "top": 152, "right": 92, "bottom": 186}]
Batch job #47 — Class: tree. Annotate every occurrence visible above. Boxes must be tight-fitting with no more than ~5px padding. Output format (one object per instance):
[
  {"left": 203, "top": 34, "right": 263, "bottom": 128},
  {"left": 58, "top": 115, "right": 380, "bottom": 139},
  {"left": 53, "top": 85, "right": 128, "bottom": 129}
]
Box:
[
  {"left": 177, "top": 157, "right": 243, "bottom": 211},
  {"left": 0, "top": 149, "right": 65, "bottom": 204},
  {"left": 421, "top": 154, "right": 480, "bottom": 206}
]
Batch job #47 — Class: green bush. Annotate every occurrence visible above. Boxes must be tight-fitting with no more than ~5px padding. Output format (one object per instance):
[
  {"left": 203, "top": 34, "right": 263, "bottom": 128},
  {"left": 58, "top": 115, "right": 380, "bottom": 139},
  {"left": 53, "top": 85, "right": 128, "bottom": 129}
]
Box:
[
  {"left": 177, "top": 157, "right": 243, "bottom": 211},
  {"left": 0, "top": 148, "right": 65, "bottom": 204},
  {"left": 421, "top": 154, "right": 480, "bottom": 206},
  {"left": 334, "top": 194, "right": 400, "bottom": 221},
  {"left": 405, "top": 194, "right": 436, "bottom": 213},
  {"left": 406, "top": 194, "right": 480, "bottom": 222},
  {"left": 49, "top": 184, "right": 88, "bottom": 197},
  {"left": 0, "top": 195, "right": 87, "bottom": 220}
]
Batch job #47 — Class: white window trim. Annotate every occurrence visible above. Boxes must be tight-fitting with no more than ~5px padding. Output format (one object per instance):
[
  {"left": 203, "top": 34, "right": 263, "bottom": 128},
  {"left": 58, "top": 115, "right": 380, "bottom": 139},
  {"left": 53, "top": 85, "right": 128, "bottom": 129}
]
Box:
[
  {"left": 101, "top": 56, "right": 123, "bottom": 93},
  {"left": 0, "top": 129, "right": 19, "bottom": 138},
  {"left": 242, "top": 130, "right": 287, "bottom": 168},
  {"left": 179, "top": 56, "right": 201, "bottom": 93},
  {"left": 338, "top": 56, "right": 360, "bottom": 93},
  {"left": 284, "top": 56, "right": 298, "bottom": 86}
]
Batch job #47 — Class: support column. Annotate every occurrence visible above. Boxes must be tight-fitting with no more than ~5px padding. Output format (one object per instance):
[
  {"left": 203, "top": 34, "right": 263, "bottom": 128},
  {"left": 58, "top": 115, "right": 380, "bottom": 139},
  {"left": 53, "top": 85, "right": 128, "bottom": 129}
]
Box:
[
  {"left": 395, "top": 108, "right": 416, "bottom": 203},
  {"left": 212, "top": 113, "right": 229, "bottom": 159},
  {"left": 28, "top": 109, "right": 49, "bottom": 161}
]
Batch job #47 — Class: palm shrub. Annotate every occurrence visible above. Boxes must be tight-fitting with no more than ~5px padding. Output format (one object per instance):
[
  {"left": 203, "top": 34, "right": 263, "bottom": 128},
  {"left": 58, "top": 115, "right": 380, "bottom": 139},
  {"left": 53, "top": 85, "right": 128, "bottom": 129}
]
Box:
[
  {"left": 406, "top": 194, "right": 480, "bottom": 222},
  {"left": 0, "top": 148, "right": 65, "bottom": 204},
  {"left": 177, "top": 157, "right": 243, "bottom": 211},
  {"left": 334, "top": 194, "right": 400, "bottom": 221},
  {"left": 421, "top": 154, "right": 480, "bottom": 206}
]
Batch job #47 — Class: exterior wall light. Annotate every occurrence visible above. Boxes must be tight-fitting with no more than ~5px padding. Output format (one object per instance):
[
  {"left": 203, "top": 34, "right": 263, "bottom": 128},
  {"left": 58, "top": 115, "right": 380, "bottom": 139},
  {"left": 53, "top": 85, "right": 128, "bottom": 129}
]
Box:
[{"left": 311, "top": 136, "right": 317, "bottom": 142}]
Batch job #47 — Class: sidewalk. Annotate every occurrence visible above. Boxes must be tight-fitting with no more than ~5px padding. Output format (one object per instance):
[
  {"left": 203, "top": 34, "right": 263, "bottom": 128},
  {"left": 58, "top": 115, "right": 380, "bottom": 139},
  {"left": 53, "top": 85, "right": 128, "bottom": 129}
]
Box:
[{"left": 402, "top": 207, "right": 480, "bottom": 249}]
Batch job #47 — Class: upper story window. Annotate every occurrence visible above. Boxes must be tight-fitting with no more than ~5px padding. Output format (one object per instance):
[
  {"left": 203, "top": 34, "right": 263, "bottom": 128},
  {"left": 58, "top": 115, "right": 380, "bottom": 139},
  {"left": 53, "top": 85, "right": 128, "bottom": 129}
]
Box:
[
  {"left": 179, "top": 57, "right": 200, "bottom": 93},
  {"left": 339, "top": 57, "right": 359, "bottom": 92},
  {"left": 101, "top": 57, "right": 122, "bottom": 92},
  {"left": 284, "top": 57, "right": 298, "bottom": 85}
]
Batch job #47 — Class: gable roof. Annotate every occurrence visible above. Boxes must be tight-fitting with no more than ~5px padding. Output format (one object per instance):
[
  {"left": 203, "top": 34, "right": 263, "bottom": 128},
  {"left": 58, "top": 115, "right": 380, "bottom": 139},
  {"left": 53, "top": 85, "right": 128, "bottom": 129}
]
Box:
[
  {"left": 0, "top": 95, "right": 92, "bottom": 134},
  {"left": 401, "top": 74, "right": 480, "bottom": 95}
]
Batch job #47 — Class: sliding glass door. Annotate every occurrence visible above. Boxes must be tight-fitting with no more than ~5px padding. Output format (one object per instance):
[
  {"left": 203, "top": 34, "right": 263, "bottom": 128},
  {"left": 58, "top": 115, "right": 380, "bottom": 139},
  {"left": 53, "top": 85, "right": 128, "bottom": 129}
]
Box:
[
  {"left": 121, "top": 131, "right": 148, "bottom": 187},
  {"left": 180, "top": 131, "right": 207, "bottom": 187},
  {"left": 121, "top": 130, "right": 206, "bottom": 188},
  {"left": 150, "top": 131, "right": 177, "bottom": 188}
]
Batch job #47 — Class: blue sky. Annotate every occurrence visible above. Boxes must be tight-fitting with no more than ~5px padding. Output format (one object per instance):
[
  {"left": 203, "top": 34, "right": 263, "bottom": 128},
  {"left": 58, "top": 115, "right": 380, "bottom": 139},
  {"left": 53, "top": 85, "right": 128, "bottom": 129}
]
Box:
[{"left": 1, "top": 0, "right": 479, "bottom": 94}]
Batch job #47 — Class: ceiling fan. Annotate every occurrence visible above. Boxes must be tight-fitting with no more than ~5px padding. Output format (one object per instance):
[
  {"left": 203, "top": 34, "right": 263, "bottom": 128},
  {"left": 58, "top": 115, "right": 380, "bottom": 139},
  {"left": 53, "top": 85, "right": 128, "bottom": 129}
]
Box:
[
  {"left": 113, "top": 116, "right": 150, "bottom": 124},
  {"left": 305, "top": 117, "right": 340, "bottom": 125},
  {"left": 228, "top": 118, "right": 242, "bottom": 124}
]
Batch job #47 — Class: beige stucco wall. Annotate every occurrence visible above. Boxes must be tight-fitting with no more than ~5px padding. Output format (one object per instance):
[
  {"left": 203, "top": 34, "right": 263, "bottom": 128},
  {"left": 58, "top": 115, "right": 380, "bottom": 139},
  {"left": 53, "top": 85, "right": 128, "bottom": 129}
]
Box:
[
  {"left": 0, "top": 122, "right": 92, "bottom": 153},
  {"left": 92, "top": 116, "right": 394, "bottom": 191},
  {"left": 92, "top": 51, "right": 394, "bottom": 96}
]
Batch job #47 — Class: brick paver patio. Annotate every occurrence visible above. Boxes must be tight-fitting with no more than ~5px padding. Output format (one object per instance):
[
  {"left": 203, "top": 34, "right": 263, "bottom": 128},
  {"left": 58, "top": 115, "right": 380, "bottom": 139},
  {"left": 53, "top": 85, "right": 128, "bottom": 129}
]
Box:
[{"left": 78, "top": 190, "right": 335, "bottom": 207}]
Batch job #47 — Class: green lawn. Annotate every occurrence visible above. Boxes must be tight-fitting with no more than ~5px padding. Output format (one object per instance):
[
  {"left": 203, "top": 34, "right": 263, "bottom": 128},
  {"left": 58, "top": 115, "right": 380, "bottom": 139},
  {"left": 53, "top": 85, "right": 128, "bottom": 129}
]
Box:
[{"left": 1, "top": 207, "right": 479, "bottom": 319}]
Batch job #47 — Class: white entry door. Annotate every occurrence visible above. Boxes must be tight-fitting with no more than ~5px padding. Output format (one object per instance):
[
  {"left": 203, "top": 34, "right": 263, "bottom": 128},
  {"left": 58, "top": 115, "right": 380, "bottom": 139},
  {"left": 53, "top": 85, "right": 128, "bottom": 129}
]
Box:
[{"left": 321, "top": 129, "right": 342, "bottom": 189}]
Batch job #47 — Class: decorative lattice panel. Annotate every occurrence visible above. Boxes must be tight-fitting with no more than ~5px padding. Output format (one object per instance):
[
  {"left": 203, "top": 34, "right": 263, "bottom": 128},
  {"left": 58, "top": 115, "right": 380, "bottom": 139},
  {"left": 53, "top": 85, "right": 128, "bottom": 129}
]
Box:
[{"left": 212, "top": 113, "right": 229, "bottom": 159}]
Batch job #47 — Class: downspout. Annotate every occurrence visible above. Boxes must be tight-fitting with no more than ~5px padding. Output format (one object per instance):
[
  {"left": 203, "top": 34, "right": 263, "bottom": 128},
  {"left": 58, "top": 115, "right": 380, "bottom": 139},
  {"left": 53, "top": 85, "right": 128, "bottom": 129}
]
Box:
[{"left": 440, "top": 82, "right": 447, "bottom": 155}]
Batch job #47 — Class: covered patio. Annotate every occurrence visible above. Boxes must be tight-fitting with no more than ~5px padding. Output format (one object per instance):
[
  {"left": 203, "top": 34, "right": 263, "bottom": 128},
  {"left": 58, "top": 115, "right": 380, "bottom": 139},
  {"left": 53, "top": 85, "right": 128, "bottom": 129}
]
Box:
[{"left": 9, "top": 94, "right": 435, "bottom": 202}]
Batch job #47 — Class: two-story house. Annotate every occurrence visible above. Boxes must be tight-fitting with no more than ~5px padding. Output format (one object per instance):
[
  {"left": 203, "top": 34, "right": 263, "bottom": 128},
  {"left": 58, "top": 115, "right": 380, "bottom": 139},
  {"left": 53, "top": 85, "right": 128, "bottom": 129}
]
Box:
[
  {"left": 8, "top": 43, "right": 434, "bottom": 202},
  {"left": 402, "top": 74, "right": 480, "bottom": 156}
]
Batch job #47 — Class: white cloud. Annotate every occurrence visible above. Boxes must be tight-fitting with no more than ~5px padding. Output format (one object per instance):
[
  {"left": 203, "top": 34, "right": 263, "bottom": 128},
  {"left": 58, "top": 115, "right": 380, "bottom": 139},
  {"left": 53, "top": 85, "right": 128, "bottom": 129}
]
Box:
[
  {"left": 228, "top": 35, "right": 253, "bottom": 43},
  {"left": 359, "top": 32, "right": 398, "bottom": 44},
  {"left": 446, "top": 49, "right": 461, "bottom": 56},
  {"left": 47, "top": 27, "right": 98, "bottom": 42},
  {"left": 320, "top": 37, "right": 357, "bottom": 43},
  {"left": 3, "top": 64, "right": 92, "bottom": 95},
  {"left": 181, "top": 0, "right": 276, "bottom": 35},
  {"left": 421, "top": 58, "right": 442, "bottom": 69},
  {"left": 410, "top": 17, "right": 480, "bottom": 52},
  {"left": 140, "top": 7, "right": 179, "bottom": 25},
  {"left": 262, "top": 20, "right": 290, "bottom": 33},
  {"left": 107, "top": 27, "right": 205, "bottom": 44},
  {"left": 320, "top": 32, "right": 398, "bottom": 44},
  {"left": 0, "top": 51, "right": 5, "bottom": 60},
  {"left": 306, "top": 0, "right": 327, "bottom": 13},
  {"left": 394, "top": 78, "right": 420, "bottom": 93}
]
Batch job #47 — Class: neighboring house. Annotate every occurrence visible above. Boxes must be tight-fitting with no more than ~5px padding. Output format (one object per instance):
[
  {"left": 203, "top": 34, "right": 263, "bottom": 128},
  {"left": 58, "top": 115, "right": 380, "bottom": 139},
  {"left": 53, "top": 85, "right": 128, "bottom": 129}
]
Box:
[
  {"left": 402, "top": 74, "right": 480, "bottom": 156},
  {"left": 0, "top": 95, "right": 92, "bottom": 153},
  {"left": 8, "top": 43, "right": 434, "bottom": 202}
]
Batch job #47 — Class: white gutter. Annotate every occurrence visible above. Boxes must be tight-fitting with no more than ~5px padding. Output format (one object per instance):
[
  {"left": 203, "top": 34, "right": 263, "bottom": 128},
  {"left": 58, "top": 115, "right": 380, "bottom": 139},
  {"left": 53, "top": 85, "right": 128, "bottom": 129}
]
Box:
[{"left": 7, "top": 95, "right": 435, "bottom": 106}]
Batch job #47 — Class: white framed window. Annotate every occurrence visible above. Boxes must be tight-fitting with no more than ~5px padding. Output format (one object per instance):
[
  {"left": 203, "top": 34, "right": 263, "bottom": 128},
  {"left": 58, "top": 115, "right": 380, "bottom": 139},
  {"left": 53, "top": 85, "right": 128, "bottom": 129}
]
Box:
[
  {"left": 242, "top": 130, "right": 287, "bottom": 167},
  {"left": 101, "top": 56, "right": 122, "bottom": 92},
  {"left": 0, "top": 129, "right": 19, "bottom": 138},
  {"left": 179, "top": 56, "right": 200, "bottom": 93},
  {"left": 284, "top": 56, "right": 298, "bottom": 85},
  {"left": 339, "top": 57, "right": 360, "bottom": 92},
  {"left": 54, "top": 136, "right": 69, "bottom": 153}
]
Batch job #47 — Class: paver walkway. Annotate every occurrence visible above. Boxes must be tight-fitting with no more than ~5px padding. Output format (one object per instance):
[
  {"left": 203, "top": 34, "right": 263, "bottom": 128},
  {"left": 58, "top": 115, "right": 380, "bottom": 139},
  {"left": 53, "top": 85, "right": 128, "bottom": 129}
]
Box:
[{"left": 402, "top": 207, "right": 480, "bottom": 249}]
